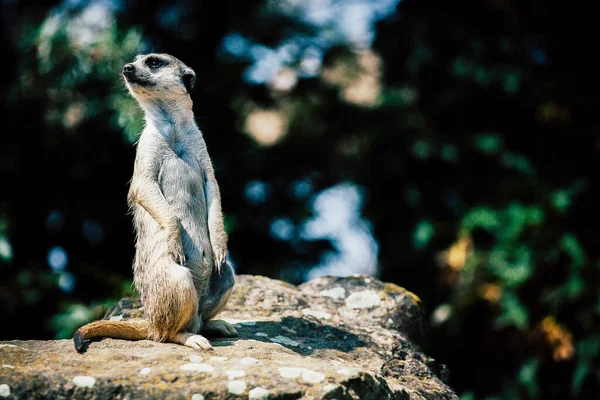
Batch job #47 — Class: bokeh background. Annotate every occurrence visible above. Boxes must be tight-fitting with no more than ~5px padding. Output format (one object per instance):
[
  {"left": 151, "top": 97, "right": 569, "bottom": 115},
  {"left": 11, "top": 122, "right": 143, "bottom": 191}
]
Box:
[{"left": 1, "top": 0, "right": 598, "bottom": 398}]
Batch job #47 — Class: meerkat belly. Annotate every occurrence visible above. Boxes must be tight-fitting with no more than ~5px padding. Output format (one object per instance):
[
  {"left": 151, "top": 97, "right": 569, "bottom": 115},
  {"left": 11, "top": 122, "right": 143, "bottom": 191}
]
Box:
[{"left": 159, "top": 151, "right": 212, "bottom": 265}]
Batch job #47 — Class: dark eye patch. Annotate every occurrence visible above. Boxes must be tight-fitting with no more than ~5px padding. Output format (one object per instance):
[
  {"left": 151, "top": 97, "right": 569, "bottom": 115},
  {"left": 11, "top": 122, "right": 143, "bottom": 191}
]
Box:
[{"left": 145, "top": 57, "right": 167, "bottom": 69}]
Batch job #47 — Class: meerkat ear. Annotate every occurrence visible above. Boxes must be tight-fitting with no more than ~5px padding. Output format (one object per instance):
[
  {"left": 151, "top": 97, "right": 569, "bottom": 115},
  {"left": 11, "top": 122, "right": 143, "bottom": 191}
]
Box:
[{"left": 182, "top": 68, "right": 196, "bottom": 94}]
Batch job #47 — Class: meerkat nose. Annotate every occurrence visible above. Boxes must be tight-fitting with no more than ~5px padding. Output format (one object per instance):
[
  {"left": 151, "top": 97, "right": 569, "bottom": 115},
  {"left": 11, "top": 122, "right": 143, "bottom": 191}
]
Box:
[{"left": 123, "top": 64, "right": 136, "bottom": 75}]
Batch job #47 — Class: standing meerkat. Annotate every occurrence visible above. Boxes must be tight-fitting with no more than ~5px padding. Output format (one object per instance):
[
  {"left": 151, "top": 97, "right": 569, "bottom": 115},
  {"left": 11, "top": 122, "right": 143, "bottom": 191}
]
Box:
[{"left": 73, "top": 53, "right": 237, "bottom": 352}]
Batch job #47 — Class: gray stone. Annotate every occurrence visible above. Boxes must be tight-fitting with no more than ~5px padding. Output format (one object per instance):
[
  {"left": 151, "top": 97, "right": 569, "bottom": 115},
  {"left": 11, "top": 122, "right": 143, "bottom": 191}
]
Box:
[{"left": 0, "top": 274, "right": 457, "bottom": 399}]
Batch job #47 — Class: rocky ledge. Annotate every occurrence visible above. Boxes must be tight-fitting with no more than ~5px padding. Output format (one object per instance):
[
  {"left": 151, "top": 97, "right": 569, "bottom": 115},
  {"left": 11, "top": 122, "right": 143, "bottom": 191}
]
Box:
[{"left": 0, "top": 275, "right": 457, "bottom": 399}]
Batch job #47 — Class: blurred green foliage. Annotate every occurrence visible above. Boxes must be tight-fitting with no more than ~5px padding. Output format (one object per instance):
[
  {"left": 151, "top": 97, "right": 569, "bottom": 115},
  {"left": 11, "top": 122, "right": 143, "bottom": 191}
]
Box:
[
  {"left": 18, "top": 9, "right": 145, "bottom": 142},
  {"left": 1, "top": 0, "right": 598, "bottom": 399}
]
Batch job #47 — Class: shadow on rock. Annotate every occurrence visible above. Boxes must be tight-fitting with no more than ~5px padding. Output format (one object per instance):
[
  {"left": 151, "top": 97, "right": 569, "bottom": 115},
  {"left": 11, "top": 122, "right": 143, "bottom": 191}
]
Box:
[{"left": 227, "top": 316, "right": 366, "bottom": 355}]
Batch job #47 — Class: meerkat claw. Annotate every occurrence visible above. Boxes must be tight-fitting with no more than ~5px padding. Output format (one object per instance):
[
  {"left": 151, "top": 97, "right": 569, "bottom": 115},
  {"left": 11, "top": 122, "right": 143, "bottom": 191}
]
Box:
[
  {"left": 175, "top": 332, "right": 213, "bottom": 350},
  {"left": 212, "top": 246, "right": 227, "bottom": 268},
  {"left": 186, "top": 335, "right": 213, "bottom": 350}
]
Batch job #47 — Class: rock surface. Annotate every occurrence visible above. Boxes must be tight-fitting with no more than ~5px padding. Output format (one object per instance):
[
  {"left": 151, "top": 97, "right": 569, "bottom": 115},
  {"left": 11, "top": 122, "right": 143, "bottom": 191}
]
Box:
[{"left": 0, "top": 274, "right": 457, "bottom": 399}]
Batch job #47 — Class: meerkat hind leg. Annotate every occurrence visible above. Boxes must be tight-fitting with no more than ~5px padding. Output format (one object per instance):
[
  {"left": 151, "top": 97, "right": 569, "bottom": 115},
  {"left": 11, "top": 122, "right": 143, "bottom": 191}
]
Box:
[
  {"left": 173, "top": 331, "right": 213, "bottom": 350},
  {"left": 200, "top": 280, "right": 236, "bottom": 338},
  {"left": 202, "top": 320, "right": 238, "bottom": 338},
  {"left": 185, "top": 313, "right": 202, "bottom": 334}
]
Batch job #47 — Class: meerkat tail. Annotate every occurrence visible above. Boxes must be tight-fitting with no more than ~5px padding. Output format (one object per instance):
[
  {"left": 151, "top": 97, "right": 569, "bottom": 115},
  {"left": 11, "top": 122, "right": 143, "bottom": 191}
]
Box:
[{"left": 73, "top": 319, "right": 149, "bottom": 353}]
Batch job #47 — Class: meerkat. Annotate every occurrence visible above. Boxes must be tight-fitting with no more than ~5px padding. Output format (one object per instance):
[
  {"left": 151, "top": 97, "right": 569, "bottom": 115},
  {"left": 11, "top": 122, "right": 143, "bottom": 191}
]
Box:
[{"left": 73, "top": 53, "right": 237, "bottom": 352}]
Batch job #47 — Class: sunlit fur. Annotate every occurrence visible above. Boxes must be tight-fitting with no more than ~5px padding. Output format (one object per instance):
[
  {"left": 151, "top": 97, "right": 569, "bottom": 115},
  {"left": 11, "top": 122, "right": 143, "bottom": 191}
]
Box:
[{"left": 73, "top": 53, "right": 236, "bottom": 352}]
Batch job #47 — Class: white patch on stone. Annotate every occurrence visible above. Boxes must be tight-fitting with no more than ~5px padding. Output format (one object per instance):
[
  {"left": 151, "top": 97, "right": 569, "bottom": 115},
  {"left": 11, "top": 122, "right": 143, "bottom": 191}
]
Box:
[
  {"left": 278, "top": 367, "right": 324, "bottom": 383},
  {"left": 388, "top": 318, "right": 394, "bottom": 324},
  {"left": 1, "top": 365, "right": 14, "bottom": 369},
  {"left": 72, "top": 376, "right": 96, "bottom": 388},
  {"left": 181, "top": 363, "right": 214, "bottom": 373},
  {"left": 301, "top": 370, "right": 325, "bottom": 383},
  {"left": 345, "top": 290, "right": 381, "bottom": 309},
  {"left": 249, "top": 386, "right": 270, "bottom": 399},
  {"left": 210, "top": 356, "right": 228, "bottom": 362},
  {"left": 337, "top": 368, "right": 351, "bottom": 375},
  {"left": 138, "top": 367, "right": 151, "bottom": 375},
  {"left": 226, "top": 370, "right": 246, "bottom": 380},
  {"left": 281, "top": 326, "right": 297, "bottom": 334},
  {"left": 255, "top": 332, "right": 268, "bottom": 337},
  {"left": 302, "top": 308, "right": 331, "bottom": 319},
  {"left": 240, "top": 357, "right": 259, "bottom": 365},
  {"left": 279, "top": 367, "right": 305, "bottom": 379},
  {"left": 191, "top": 394, "right": 205, "bottom": 400},
  {"left": 189, "top": 355, "right": 203, "bottom": 363},
  {"left": 364, "top": 278, "right": 371, "bottom": 283},
  {"left": 0, "top": 344, "right": 26, "bottom": 350},
  {"left": 109, "top": 315, "right": 123, "bottom": 321},
  {"left": 227, "top": 380, "right": 247, "bottom": 395},
  {"left": 222, "top": 318, "right": 257, "bottom": 326},
  {"left": 0, "top": 384, "right": 10, "bottom": 398},
  {"left": 319, "top": 286, "right": 346, "bottom": 299},
  {"left": 270, "top": 335, "right": 299, "bottom": 347},
  {"left": 324, "top": 384, "right": 338, "bottom": 392}
]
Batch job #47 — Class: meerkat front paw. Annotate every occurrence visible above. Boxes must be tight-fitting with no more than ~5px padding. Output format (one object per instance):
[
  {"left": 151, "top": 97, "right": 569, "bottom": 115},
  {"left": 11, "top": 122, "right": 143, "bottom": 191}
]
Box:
[
  {"left": 202, "top": 320, "right": 238, "bottom": 338},
  {"left": 212, "top": 245, "right": 227, "bottom": 268},
  {"left": 167, "top": 232, "right": 186, "bottom": 265},
  {"left": 174, "top": 332, "right": 213, "bottom": 350}
]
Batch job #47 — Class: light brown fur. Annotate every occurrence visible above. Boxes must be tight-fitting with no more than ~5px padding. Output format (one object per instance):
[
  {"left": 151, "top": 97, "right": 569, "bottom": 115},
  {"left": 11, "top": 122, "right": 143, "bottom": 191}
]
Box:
[{"left": 74, "top": 54, "right": 236, "bottom": 352}]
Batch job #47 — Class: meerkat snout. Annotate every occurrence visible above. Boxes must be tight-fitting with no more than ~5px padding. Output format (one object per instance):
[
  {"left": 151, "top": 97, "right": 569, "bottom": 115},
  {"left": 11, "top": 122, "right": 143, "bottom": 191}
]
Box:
[{"left": 122, "top": 63, "right": 135, "bottom": 75}]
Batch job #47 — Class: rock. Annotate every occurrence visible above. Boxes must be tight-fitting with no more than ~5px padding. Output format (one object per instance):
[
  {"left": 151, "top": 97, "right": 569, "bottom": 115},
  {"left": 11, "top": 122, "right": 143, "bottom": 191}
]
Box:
[{"left": 0, "top": 274, "right": 457, "bottom": 399}]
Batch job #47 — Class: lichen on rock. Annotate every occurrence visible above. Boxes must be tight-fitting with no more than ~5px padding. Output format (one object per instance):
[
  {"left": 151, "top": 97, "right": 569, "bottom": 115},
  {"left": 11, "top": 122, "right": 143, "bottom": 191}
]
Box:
[{"left": 0, "top": 274, "right": 457, "bottom": 399}]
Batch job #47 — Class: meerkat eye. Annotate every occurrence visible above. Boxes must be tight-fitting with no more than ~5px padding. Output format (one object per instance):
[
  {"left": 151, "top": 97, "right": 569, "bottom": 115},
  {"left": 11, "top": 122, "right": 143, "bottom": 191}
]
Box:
[{"left": 146, "top": 58, "right": 166, "bottom": 69}]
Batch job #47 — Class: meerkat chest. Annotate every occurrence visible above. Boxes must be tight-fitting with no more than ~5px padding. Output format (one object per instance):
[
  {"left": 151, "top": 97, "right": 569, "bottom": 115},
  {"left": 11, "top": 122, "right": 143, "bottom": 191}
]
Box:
[
  {"left": 159, "top": 134, "right": 206, "bottom": 204},
  {"left": 171, "top": 135, "right": 199, "bottom": 163}
]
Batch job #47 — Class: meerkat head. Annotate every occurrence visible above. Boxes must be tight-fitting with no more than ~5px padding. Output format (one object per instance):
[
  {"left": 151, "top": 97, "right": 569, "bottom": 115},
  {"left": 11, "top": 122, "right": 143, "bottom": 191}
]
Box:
[{"left": 122, "top": 53, "right": 196, "bottom": 106}]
